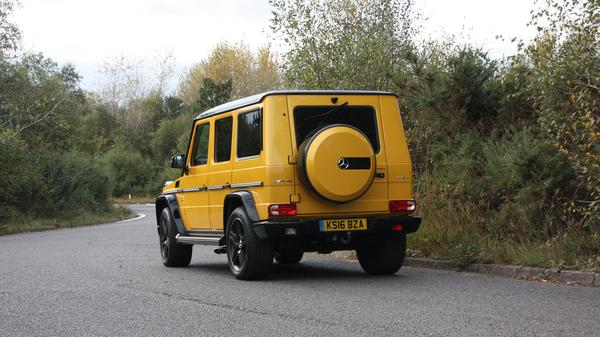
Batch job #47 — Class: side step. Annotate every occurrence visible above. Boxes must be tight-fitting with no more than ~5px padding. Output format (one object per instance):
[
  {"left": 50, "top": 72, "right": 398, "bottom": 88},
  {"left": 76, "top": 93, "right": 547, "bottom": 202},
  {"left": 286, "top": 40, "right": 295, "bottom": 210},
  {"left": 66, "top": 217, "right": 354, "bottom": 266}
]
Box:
[{"left": 175, "top": 234, "right": 221, "bottom": 246}]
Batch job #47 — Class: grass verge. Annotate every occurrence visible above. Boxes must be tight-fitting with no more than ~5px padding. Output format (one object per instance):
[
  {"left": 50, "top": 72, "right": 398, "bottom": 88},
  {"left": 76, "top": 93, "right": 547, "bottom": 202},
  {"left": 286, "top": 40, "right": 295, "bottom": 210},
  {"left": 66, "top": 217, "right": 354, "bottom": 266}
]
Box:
[
  {"left": 110, "top": 196, "right": 155, "bottom": 204},
  {"left": 408, "top": 201, "right": 600, "bottom": 272},
  {"left": 0, "top": 204, "right": 134, "bottom": 236}
]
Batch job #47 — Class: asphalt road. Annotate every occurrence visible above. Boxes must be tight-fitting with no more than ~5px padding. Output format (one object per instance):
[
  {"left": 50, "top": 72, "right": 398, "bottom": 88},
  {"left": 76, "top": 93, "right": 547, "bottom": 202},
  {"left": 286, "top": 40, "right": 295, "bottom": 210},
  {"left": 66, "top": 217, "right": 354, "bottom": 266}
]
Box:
[{"left": 1, "top": 204, "right": 599, "bottom": 337}]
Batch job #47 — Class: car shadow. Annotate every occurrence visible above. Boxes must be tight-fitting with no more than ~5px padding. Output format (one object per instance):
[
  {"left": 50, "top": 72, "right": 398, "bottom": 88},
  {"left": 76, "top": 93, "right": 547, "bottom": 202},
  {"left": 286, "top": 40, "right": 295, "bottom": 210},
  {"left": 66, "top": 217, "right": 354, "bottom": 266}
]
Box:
[
  {"left": 188, "top": 261, "right": 231, "bottom": 276},
  {"left": 187, "top": 258, "right": 404, "bottom": 282},
  {"left": 269, "top": 262, "right": 405, "bottom": 282}
]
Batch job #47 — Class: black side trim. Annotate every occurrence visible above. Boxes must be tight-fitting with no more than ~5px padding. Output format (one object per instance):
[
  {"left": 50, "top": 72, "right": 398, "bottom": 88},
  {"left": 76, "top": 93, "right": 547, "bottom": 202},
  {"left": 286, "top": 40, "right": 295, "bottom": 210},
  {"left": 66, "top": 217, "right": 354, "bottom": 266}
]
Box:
[
  {"left": 155, "top": 194, "right": 186, "bottom": 235},
  {"left": 224, "top": 190, "right": 260, "bottom": 223}
]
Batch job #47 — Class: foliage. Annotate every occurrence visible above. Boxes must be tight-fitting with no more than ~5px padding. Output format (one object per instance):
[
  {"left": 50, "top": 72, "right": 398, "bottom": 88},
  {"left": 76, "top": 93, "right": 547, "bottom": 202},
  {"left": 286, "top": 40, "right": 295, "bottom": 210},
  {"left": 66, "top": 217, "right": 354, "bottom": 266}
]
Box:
[
  {"left": 0, "top": 204, "right": 132, "bottom": 235},
  {"left": 77, "top": 105, "right": 119, "bottom": 154},
  {"left": 0, "top": 53, "right": 85, "bottom": 147},
  {"left": 270, "top": 0, "right": 418, "bottom": 90},
  {"left": 525, "top": 0, "right": 600, "bottom": 232},
  {"left": 426, "top": 129, "right": 578, "bottom": 239},
  {"left": 0, "top": 0, "right": 20, "bottom": 55},
  {"left": 0, "top": 0, "right": 598, "bottom": 267},
  {"left": 150, "top": 112, "right": 192, "bottom": 162},
  {"left": 35, "top": 151, "right": 112, "bottom": 214},
  {"left": 101, "top": 145, "right": 158, "bottom": 197},
  {"left": 178, "top": 42, "right": 281, "bottom": 103},
  {"left": 190, "top": 78, "right": 232, "bottom": 113},
  {"left": 271, "top": 0, "right": 599, "bottom": 267},
  {"left": 0, "top": 141, "right": 111, "bottom": 222}
]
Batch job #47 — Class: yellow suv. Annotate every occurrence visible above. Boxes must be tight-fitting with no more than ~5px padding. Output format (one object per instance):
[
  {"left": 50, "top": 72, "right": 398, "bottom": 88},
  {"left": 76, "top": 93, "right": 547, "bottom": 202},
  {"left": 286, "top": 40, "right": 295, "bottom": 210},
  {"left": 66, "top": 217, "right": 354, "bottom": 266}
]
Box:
[{"left": 155, "top": 90, "right": 420, "bottom": 280}]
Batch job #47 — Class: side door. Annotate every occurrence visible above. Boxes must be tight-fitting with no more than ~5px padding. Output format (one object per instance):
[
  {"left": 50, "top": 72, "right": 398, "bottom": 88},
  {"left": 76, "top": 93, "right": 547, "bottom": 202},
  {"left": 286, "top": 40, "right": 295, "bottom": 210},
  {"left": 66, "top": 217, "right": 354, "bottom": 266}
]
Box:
[
  {"left": 207, "top": 114, "right": 233, "bottom": 231},
  {"left": 178, "top": 121, "right": 211, "bottom": 231}
]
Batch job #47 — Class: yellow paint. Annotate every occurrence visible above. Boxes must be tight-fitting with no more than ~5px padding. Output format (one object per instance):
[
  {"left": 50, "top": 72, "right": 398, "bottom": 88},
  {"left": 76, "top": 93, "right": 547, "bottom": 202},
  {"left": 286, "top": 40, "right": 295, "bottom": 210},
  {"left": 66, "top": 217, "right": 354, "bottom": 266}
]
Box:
[
  {"left": 161, "top": 92, "right": 415, "bottom": 230},
  {"left": 303, "top": 125, "right": 375, "bottom": 202}
]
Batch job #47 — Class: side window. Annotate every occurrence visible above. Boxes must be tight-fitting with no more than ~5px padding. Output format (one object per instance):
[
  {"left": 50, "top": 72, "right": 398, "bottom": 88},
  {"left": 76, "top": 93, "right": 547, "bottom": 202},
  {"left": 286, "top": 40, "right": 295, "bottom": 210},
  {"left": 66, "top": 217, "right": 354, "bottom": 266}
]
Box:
[
  {"left": 190, "top": 123, "right": 210, "bottom": 166},
  {"left": 237, "top": 109, "right": 262, "bottom": 158},
  {"left": 214, "top": 117, "right": 232, "bottom": 162}
]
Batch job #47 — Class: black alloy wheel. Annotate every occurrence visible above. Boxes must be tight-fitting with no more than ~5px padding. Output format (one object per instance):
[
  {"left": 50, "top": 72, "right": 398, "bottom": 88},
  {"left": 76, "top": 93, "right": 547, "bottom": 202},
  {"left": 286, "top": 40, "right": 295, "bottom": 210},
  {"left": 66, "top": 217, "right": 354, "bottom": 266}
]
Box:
[
  {"left": 226, "top": 207, "right": 274, "bottom": 280},
  {"left": 158, "top": 208, "right": 192, "bottom": 267},
  {"left": 228, "top": 218, "right": 246, "bottom": 273}
]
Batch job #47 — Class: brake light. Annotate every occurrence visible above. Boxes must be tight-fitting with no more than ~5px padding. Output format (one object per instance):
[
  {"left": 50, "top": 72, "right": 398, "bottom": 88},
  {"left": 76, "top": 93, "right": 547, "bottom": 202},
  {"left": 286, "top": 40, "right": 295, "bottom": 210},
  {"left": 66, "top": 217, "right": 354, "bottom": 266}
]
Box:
[
  {"left": 389, "top": 200, "right": 416, "bottom": 212},
  {"left": 269, "top": 203, "right": 297, "bottom": 216}
]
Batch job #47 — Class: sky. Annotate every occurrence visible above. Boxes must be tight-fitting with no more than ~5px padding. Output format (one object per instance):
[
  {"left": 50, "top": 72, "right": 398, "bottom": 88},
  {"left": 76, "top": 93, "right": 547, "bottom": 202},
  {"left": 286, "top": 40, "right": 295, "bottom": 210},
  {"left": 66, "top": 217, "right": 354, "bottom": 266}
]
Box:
[{"left": 12, "top": 0, "right": 538, "bottom": 92}]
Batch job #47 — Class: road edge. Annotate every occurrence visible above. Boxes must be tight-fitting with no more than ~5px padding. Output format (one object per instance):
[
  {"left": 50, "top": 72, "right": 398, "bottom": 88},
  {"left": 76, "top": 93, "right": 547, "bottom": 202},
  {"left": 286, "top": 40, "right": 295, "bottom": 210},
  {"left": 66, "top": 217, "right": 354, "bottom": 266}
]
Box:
[{"left": 404, "top": 257, "right": 599, "bottom": 287}]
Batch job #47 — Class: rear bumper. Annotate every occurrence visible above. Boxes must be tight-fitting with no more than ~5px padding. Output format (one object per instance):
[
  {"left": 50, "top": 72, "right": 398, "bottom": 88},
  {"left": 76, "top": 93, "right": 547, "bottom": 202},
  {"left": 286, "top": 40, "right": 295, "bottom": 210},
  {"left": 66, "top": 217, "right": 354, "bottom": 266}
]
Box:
[{"left": 253, "top": 215, "right": 421, "bottom": 240}]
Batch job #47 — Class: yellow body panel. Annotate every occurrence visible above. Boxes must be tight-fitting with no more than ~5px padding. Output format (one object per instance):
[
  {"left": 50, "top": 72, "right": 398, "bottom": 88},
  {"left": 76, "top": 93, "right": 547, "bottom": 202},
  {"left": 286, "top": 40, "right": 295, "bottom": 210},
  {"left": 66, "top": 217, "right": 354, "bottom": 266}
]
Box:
[
  {"left": 177, "top": 120, "right": 211, "bottom": 230},
  {"left": 286, "top": 94, "right": 390, "bottom": 215},
  {"left": 207, "top": 113, "right": 233, "bottom": 231},
  {"left": 163, "top": 92, "right": 414, "bottom": 228},
  {"left": 378, "top": 95, "right": 414, "bottom": 201}
]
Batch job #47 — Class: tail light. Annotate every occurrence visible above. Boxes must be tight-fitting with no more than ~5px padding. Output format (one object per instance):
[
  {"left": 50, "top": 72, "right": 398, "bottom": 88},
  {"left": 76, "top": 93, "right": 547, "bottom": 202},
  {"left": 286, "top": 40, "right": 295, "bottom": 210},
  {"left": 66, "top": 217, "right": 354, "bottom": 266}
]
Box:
[
  {"left": 269, "top": 203, "right": 297, "bottom": 216},
  {"left": 389, "top": 200, "right": 416, "bottom": 213}
]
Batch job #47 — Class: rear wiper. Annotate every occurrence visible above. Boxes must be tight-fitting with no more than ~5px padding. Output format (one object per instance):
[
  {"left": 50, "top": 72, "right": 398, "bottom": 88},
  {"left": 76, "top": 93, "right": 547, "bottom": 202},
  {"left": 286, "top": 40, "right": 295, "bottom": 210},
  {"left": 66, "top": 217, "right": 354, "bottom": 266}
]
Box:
[{"left": 304, "top": 102, "right": 348, "bottom": 121}]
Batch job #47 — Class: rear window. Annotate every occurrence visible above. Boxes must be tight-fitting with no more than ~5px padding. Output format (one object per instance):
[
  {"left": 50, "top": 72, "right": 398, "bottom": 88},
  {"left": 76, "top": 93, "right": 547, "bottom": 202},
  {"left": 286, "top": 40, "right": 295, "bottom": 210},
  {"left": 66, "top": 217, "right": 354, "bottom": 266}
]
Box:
[{"left": 293, "top": 105, "right": 379, "bottom": 152}]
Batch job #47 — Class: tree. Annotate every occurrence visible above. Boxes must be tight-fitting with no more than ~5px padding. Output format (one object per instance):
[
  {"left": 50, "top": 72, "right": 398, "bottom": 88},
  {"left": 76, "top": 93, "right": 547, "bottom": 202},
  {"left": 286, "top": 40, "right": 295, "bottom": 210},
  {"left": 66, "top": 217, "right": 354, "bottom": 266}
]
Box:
[
  {"left": 525, "top": 0, "right": 600, "bottom": 230},
  {"left": 0, "top": 0, "right": 20, "bottom": 56},
  {"left": 97, "top": 55, "right": 148, "bottom": 115},
  {"left": 269, "top": 0, "right": 418, "bottom": 90},
  {"left": 0, "top": 53, "right": 85, "bottom": 147},
  {"left": 178, "top": 42, "right": 281, "bottom": 103},
  {"left": 153, "top": 50, "right": 176, "bottom": 96},
  {"left": 190, "top": 78, "right": 232, "bottom": 113}
]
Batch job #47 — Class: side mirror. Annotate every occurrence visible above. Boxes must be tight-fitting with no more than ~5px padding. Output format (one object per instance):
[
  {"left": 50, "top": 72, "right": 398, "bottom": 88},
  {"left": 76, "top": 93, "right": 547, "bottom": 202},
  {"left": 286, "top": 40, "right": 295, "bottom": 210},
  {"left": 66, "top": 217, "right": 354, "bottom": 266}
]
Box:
[{"left": 170, "top": 154, "right": 187, "bottom": 172}]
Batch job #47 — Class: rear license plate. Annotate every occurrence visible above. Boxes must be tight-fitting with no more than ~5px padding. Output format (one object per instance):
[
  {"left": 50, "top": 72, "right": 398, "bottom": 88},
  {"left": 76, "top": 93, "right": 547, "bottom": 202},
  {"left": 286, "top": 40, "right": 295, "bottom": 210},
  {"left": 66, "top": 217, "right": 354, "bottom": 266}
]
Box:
[{"left": 319, "top": 218, "right": 368, "bottom": 232}]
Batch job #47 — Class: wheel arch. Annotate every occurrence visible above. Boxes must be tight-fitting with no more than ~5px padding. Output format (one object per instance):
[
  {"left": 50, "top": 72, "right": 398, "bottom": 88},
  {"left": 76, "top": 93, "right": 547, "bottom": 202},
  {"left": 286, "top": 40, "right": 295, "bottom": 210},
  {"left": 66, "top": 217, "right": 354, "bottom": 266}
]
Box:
[
  {"left": 155, "top": 194, "right": 186, "bottom": 235},
  {"left": 223, "top": 191, "right": 260, "bottom": 229}
]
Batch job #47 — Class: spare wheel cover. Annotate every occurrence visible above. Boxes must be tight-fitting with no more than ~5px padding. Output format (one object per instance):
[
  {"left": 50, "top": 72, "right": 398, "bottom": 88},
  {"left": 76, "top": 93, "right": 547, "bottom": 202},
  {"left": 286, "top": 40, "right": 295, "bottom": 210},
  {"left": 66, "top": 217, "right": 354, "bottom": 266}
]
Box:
[{"left": 298, "top": 124, "right": 376, "bottom": 203}]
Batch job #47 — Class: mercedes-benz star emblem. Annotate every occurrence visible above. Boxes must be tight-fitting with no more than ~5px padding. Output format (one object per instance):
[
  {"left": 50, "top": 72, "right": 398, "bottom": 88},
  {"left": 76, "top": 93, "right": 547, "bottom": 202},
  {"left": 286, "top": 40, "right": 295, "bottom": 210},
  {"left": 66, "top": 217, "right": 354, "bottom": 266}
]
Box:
[{"left": 337, "top": 157, "right": 349, "bottom": 169}]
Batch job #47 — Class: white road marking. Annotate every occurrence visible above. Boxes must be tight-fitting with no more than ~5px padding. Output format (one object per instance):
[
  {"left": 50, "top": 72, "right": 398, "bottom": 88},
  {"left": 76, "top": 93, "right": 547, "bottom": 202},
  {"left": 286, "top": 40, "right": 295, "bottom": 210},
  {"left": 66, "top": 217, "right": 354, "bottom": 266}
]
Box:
[{"left": 118, "top": 213, "right": 146, "bottom": 223}]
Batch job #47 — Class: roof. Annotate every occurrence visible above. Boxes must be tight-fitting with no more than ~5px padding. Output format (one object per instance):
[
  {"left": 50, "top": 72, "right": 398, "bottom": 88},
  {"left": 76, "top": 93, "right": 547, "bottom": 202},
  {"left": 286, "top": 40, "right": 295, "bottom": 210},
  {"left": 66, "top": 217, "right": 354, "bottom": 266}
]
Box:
[{"left": 193, "top": 90, "right": 398, "bottom": 120}]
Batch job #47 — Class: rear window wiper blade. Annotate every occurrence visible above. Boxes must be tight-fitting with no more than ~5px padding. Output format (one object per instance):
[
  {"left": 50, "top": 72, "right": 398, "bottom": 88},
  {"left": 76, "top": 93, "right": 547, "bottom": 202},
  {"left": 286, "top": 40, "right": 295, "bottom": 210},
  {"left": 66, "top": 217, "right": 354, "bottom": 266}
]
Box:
[{"left": 304, "top": 102, "right": 348, "bottom": 121}]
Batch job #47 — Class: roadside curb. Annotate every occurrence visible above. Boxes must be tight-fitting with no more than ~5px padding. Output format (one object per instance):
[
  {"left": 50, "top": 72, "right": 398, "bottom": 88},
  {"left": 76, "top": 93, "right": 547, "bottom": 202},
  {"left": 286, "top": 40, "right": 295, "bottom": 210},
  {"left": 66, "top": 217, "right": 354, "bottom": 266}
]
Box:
[{"left": 404, "top": 257, "right": 599, "bottom": 287}]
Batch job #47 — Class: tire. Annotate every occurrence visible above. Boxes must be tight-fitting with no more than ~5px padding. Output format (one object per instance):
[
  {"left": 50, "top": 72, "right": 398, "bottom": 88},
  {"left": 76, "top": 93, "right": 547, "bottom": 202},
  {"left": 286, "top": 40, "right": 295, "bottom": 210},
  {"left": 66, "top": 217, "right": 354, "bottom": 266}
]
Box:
[
  {"left": 158, "top": 208, "right": 192, "bottom": 267},
  {"left": 274, "top": 250, "right": 304, "bottom": 264},
  {"left": 226, "top": 207, "right": 274, "bottom": 280},
  {"left": 357, "top": 235, "right": 406, "bottom": 275}
]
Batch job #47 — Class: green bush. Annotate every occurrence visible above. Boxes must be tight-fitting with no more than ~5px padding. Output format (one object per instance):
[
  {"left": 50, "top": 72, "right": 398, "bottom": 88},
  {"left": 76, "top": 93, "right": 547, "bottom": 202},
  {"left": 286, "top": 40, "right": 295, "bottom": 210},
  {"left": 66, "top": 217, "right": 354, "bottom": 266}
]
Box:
[
  {"left": 0, "top": 140, "right": 41, "bottom": 222},
  {"left": 482, "top": 130, "right": 577, "bottom": 238},
  {"left": 150, "top": 112, "right": 192, "bottom": 162},
  {"left": 423, "top": 129, "right": 578, "bottom": 241},
  {"left": 35, "top": 151, "right": 111, "bottom": 214},
  {"left": 0, "top": 141, "right": 111, "bottom": 221},
  {"left": 101, "top": 144, "right": 160, "bottom": 196}
]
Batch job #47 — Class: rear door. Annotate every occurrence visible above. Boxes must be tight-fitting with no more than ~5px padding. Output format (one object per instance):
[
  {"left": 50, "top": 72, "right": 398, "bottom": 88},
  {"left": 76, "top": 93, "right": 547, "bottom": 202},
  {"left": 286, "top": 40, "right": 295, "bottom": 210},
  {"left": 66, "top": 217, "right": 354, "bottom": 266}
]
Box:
[
  {"left": 207, "top": 114, "right": 233, "bottom": 231},
  {"left": 287, "top": 94, "right": 389, "bottom": 216}
]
